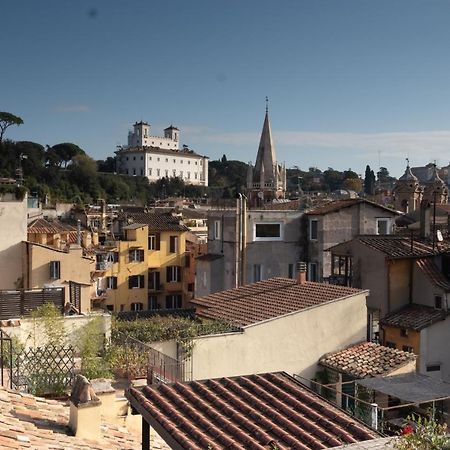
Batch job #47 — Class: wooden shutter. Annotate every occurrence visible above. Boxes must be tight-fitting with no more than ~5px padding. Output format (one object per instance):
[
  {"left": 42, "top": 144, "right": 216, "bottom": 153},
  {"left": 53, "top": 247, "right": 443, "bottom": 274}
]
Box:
[
  {"left": 128, "top": 277, "right": 133, "bottom": 289},
  {"left": 139, "top": 275, "right": 145, "bottom": 288},
  {"left": 166, "top": 266, "right": 171, "bottom": 282},
  {"left": 156, "top": 234, "right": 161, "bottom": 250}
]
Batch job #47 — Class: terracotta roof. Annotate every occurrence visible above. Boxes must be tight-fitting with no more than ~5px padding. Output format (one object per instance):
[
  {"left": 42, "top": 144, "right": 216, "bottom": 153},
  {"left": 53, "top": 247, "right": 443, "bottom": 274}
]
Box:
[
  {"left": 416, "top": 258, "right": 450, "bottom": 291},
  {"left": 28, "top": 218, "right": 76, "bottom": 234},
  {"left": 118, "top": 212, "right": 189, "bottom": 232},
  {"left": 191, "top": 277, "right": 365, "bottom": 327},
  {"left": 305, "top": 199, "right": 399, "bottom": 216},
  {"left": 259, "top": 199, "right": 301, "bottom": 211},
  {"left": 380, "top": 304, "right": 448, "bottom": 331},
  {"left": 126, "top": 372, "right": 380, "bottom": 450},
  {"left": 0, "top": 385, "right": 156, "bottom": 449},
  {"left": 356, "top": 236, "right": 449, "bottom": 259},
  {"left": 320, "top": 342, "right": 416, "bottom": 379}
]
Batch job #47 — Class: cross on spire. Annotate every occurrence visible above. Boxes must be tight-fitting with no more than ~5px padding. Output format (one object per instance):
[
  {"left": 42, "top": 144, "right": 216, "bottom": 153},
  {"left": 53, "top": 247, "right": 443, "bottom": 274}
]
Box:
[{"left": 265, "top": 96, "right": 269, "bottom": 114}]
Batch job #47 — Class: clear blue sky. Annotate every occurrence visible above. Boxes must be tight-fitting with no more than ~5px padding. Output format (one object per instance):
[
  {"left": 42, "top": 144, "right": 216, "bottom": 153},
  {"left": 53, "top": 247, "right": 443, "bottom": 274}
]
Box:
[{"left": 4, "top": 0, "right": 450, "bottom": 177}]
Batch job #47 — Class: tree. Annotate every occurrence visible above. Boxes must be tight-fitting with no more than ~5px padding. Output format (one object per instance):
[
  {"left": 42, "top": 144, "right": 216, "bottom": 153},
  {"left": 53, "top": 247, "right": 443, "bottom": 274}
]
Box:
[
  {"left": 0, "top": 112, "right": 23, "bottom": 143},
  {"left": 343, "top": 177, "right": 363, "bottom": 192},
  {"left": 364, "top": 165, "right": 376, "bottom": 195},
  {"left": 377, "top": 166, "right": 394, "bottom": 182},
  {"left": 221, "top": 154, "right": 227, "bottom": 163},
  {"left": 46, "top": 143, "right": 85, "bottom": 168}
]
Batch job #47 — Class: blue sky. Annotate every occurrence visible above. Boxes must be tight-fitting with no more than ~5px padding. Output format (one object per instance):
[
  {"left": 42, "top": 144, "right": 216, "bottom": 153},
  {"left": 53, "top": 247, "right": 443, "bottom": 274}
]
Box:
[{"left": 4, "top": 0, "right": 450, "bottom": 177}]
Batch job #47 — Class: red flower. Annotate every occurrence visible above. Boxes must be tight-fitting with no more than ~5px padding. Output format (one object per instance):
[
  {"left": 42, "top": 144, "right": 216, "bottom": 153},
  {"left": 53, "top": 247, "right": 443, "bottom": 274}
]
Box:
[{"left": 400, "top": 424, "right": 414, "bottom": 435}]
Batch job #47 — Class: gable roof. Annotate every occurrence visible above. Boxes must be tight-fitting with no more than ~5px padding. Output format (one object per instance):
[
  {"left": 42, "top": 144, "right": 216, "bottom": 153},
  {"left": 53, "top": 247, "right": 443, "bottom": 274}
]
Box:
[
  {"left": 191, "top": 277, "right": 365, "bottom": 327},
  {"left": 0, "top": 385, "right": 147, "bottom": 449},
  {"left": 416, "top": 258, "right": 450, "bottom": 291},
  {"left": 126, "top": 372, "right": 380, "bottom": 450},
  {"left": 380, "top": 304, "right": 447, "bottom": 331},
  {"left": 320, "top": 342, "right": 416, "bottom": 379},
  {"left": 28, "top": 218, "right": 76, "bottom": 234},
  {"left": 118, "top": 212, "right": 189, "bottom": 232},
  {"left": 305, "top": 199, "right": 399, "bottom": 216},
  {"left": 330, "top": 235, "right": 449, "bottom": 259}
]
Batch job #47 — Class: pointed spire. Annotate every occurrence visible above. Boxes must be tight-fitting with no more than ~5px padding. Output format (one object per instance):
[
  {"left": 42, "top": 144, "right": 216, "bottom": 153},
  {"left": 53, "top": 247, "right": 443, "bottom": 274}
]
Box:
[
  {"left": 399, "top": 159, "right": 418, "bottom": 182},
  {"left": 265, "top": 96, "right": 269, "bottom": 114},
  {"left": 254, "top": 101, "right": 277, "bottom": 181}
]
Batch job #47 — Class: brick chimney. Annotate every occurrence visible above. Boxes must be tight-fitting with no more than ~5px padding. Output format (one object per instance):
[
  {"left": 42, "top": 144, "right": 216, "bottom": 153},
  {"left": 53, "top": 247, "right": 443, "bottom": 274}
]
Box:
[
  {"left": 297, "top": 262, "right": 307, "bottom": 284},
  {"left": 69, "top": 374, "right": 102, "bottom": 439}
]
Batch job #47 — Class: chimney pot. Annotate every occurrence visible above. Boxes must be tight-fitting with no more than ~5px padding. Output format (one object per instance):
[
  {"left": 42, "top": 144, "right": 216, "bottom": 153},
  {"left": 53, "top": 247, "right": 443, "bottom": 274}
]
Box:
[{"left": 296, "top": 261, "right": 307, "bottom": 284}]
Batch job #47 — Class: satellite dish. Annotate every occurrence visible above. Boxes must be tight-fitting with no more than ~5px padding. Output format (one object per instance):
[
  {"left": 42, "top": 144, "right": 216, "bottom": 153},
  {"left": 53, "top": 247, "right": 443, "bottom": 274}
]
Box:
[{"left": 437, "top": 230, "right": 443, "bottom": 242}]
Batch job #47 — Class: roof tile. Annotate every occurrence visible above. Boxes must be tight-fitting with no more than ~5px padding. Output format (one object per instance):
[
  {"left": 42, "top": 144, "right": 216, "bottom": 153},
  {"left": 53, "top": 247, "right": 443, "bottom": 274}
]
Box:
[{"left": 380, "top": 304, "right": 447, "bottom": 331}]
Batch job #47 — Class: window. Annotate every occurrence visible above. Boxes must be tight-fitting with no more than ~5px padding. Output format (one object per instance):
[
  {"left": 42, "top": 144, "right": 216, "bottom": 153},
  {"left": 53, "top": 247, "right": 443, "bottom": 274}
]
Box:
[
  {"left": 112, "top": 251, "right": 119, "bottom": 263},
  {"left": 157, "top": 169, "right": 160, "bottom": 176},
  {"left": 133, "top": 168, "right": 136, "bottom": 175},
  {"left": 308, "top": 262, "right": 318, "bottom": 282},
  {"left": 148, "top": 234, "right": 160, "bottom": 250},
  {"left": 169, "top": 236, "right": 179, "bottom": 253},
  {"left": 253, "top": 264, "right": 262, "bottom": 282},
  {"left": 106, "top": 276, "right": 118, "bottom": 290},
  {"left": 402, "top": 345, "right": 414, "bottom": 353},
  {"left": 426, "top": 364, "right": 441, "bottom": 372},
  {"left": 165, "top": 170, "right": 169, "bottom": 177},
  {"left": 254, "top": 223, "right": 282, "bottom": 241},
  {"left": 140, "top": 156, "right": 143, "bottom": 160},
  {"left": 213, "top": 220, "right": 221, "bottom": 240},
  {"left": 166, "top": 266, "right": 181, "bottom": 282},
  {"left": 165, "top": 158, "right": 168, "bottom": 162},
  {"left": 148, "top": 270, "right": 160, "bottom": 290},
  {"left": 385, "top": 341, "right": 396, "bottom": 349},
  {"left": 140, "top": 168, "right": 143, "bottom": 176},
  {"left": 49, "top": 261, "right": 60, "bottom": 279},
  {"left": 149, "top": 169, "right": 152, "bottom": 176},
  {"left": 180, "top": 171, "right": 183, "bottom": 178},
  {"left": 128, "top": 275, "right": 145, "bottom": 289},
  {"left": 400, "top": 328, "right": 408, "bottom": 337},
  {"left": 148, "top": 295, "right": 158, "bottom": 310},
  {"left": 309, "top": 219, "right": 318, "bottom": 240},
  {"left": 172, "top": 169, "right": 176, "bottom": 177},
  {"left": 188, "top": 283, "right": 194, "bottom": 292},
  {"left": 133, "top": 156, "right": 136, "bottom": 161},
  {"left": 195, "top": 173, "right": 198, "bottom": 179},
  {"left": 131, "top": 302, "right": 143, "bottom": 311},
  {"left": 129, "top": 249, "right": 144, "bottom": 262},
  {"left": 165, "top": 294, "right": 182, "bottom": 309},
  {"left": 187, "top": 172, "right": 191, "bottom": 179},
  {"left": 376, "top": 218, "right": 391, "bottom": 235},
  {"left": 435, "top": 295, "right": 443, "bottom": 309},
  {"left": 106, "top": 305, "right": 114, "bottom": 312}
]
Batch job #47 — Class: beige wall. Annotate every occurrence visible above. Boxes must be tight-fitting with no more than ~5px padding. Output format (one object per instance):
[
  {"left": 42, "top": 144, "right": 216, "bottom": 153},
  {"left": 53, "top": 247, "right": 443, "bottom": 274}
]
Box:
[
  {"left": 24, "top": 242, "right": 94, "bottom": 313},
  {"left": 0, "top": 196, "right": 27, "bottom": 289},
  {"left": 190, "top": 292, "right": 368, "bottom": 381},
  {"left": 2, "top": 313, "right": 111, "bottom": 348}
]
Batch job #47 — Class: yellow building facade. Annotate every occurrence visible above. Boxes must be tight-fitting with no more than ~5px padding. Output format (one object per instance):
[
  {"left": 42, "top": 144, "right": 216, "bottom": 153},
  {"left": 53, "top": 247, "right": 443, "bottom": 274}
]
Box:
[{"left": 101, "top": 222, "right": 188, "bottom": 312}]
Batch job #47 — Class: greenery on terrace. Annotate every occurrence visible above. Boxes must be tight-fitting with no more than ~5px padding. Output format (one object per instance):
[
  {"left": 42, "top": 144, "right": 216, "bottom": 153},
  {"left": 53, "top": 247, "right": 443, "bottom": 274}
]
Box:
[{"left": 112, "top": 315, "right": 241, "bottom": 344}]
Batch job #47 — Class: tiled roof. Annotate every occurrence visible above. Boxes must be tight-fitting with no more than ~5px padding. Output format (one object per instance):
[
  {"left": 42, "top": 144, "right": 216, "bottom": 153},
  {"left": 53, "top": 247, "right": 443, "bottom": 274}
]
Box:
[
  {"left": 28, "top": 218, "right": 76, "bottom": 234},
  {"left": 126, "top": 372, "right": 380, "bottom": 450},
  {"left": 259, "top": 199, "right": 301, "bottom": 210},
  {"left": 357, "top": 236, "right": 449, "bottom": 259},
  {"left": 416, "top": 258, "right": 450, "bottom": 291},
  {"left": 0, "top": 385, "right": 154, "bottom": 449},
  {"left": 331, "top": 438, "right": 395, "bottom": 449},
  {"left": 380, "top": 304, "right": 448, "bottom": 331},
  {"left": 118, "top": 212, "right": 189, "bottom": 232},
  {"left": 305, "top": 199, "right": 399, "bottom": 216},
  {"left": 191, "top": 277, "right": 365, "bottom": 327},
  {"left": 319, "top": 342, "right": 416, "bottom": 379}
]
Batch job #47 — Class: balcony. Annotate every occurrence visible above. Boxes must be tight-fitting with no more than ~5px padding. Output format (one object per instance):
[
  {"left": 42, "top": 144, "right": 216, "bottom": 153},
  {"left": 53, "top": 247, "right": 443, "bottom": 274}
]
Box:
[
  {"left": 166, "top": 282, "right": 183, "bottom": 292},
  {"left": 95, "top": 261, "right": 112, "bottom": 272},
  {"left": 148, "top": 283, "right": 163, "bottom": 293}
]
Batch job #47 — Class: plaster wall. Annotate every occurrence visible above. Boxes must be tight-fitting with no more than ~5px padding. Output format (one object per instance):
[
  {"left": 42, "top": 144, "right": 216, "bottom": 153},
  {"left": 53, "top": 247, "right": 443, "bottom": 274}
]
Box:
[
  {"left": 0, "top": 196, "right": 27, "bottom": 289},
  {"left": 190, "top": 292, "right": 367, "bottom": 381}
]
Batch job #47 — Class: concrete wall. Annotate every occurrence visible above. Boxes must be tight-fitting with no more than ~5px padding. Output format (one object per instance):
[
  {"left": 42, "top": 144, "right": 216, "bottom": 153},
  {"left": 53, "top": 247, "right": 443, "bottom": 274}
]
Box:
[
  {"left": 195, "top": 257, "right": 224, "bottom": 298},
  {"left": 307, "top": 203, "right": 397, "bottom": 280},
  {"left": 0, "top": 196, "right": 27, "bottom": 289},
  {"left": 420, "top": 318, "right": 450, "bottom": 381},
  {"left": 2, "top": 313, "right": 111, "bottom": 349},
  {"left": 190, "top": 292, "right": 367, "bottom": 380}
]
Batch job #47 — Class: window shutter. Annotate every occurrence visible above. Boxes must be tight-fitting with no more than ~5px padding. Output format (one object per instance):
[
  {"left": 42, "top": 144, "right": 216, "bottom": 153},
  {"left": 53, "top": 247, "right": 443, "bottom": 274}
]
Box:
[
  {"left": 170, "top": 236, "right": 175, "bottom": 253},
  {"left": 156, "top": 234, "right": 161, "bottom": 250},
  {"left": 139, "top": 249, "right": 144, "bottom": 261},
  {"left": 113, "top": 277, "right": 118, "bottom": 289},
  {"left": 139, "top": 275, "right": 145, "bottom": 288},
  {"left": 177, "top": 266, "right": 182, "bottom": 282},
  {"left": 128, "top": 277, "right": 133, "bottom": 289},
  {"left": 166, "top": 266, "right": 171, "bottom": 282},
  {"left": 155, "top": 271, "right": 160, "bottom": 288},
  {"left": 185, "top": 254, "right": 190, "bottom": 268},
  {"left": 113, "top": 252, "right": 119, "bottom": 263}
]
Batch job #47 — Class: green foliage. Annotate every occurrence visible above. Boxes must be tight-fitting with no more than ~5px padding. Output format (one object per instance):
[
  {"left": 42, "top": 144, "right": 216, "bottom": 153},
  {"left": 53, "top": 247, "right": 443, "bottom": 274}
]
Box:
[
  {"left": 31, "top": 303, "right": 67, "bottom": 348},
  {"left": 208, "top": 159, "right": 248, "bottom": 198},
  {"left": 75, "top": 317, "right": 111, "bottom": 380},
  {"left": 394, "top": 415, "right": 450, "bottom": 450},
  {"left": 0, "top": 111, "right": 23, "bottom": 142},
  {"left": 105, "top": 344, "right": 148, "bottom": 379}
]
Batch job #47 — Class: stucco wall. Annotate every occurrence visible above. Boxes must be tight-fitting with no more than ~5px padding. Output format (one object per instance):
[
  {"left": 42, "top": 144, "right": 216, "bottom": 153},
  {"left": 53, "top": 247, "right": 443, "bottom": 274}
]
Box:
[
  {"left": 388, "top": 259, "right": 411, "bottom": 313},
  {"left": 412, "top": 261, "right": 448, "bottom": 308},
  {"left": 0, "top": 196, "right": 27, "bottom": 289},
  {"left": 190, "top": 292, "right": 367, "bottom": 380},
  {"left": 2, "top": 313, "right": 111, "bottom": 349},
  {"left": 420, "top": 318, "right": 450, "bottom": 381}
]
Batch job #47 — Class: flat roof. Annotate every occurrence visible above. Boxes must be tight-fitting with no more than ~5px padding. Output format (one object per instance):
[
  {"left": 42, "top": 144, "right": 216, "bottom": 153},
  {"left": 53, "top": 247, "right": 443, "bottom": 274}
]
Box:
[{"left": 356, "top": 373, "right": 450, "bottom": 403}]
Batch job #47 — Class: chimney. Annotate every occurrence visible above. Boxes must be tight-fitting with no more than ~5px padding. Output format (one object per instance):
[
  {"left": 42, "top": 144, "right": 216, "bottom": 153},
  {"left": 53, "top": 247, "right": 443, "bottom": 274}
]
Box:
[
  {"left": 420, "top": 199, "right": 431, "bottom": 239},
  {"left": 69, "top": 375, "right": 101, "bottom": 440},
  {"left": 297, "top": 261, "right": 307, "bottom": 284}
]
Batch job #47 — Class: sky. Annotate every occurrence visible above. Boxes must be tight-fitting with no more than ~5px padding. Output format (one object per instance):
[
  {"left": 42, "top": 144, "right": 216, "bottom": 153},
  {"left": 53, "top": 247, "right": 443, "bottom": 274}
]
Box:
[{"left": 4, "top": 0, "right": 450, "bottom": 177}]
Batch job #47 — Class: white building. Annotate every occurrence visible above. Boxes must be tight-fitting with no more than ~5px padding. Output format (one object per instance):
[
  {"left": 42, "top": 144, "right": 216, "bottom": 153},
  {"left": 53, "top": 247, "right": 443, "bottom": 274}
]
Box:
[{"left": 117, "top": 121, "right": 209, "bottom": 186}]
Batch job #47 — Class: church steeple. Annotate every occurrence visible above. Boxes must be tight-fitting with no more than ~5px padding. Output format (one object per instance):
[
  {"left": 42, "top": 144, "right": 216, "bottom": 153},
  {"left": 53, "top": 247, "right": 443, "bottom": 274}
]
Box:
[{"left": 246, "top": 100, "right": 286, "bottom": 206}]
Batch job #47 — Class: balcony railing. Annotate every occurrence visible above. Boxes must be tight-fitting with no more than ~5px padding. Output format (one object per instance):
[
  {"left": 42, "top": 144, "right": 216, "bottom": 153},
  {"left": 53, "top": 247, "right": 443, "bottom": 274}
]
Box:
[{"left": 95, "top": 261, "right": 112, "bottom": 271}]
